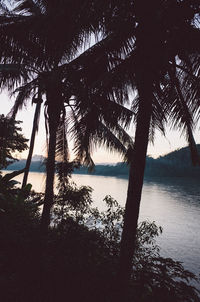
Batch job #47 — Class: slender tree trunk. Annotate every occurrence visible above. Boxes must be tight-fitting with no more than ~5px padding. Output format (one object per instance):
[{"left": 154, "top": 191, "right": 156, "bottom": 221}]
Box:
[
  {"left": 118, "top": 76, "right": 153, "bottom": 290},
  {"left": 22, "top": 101, "right": 41, "bottom": 188},
  {"left": 116, "top": 6, "right": 158, "bottom": 299},
  {"left": 41, "top": 80, "right": 62, "bottom": 232},
  {"left": 41, "top": 105, "right": 61, "bottom": 232}
]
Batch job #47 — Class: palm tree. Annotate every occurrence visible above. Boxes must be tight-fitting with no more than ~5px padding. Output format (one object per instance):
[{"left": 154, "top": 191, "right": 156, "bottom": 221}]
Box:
[
  {"left": 60, "top": 0, "right": 200, "bottom": 290},
  {"left": 99, "top": 0, "right": 200, "bottom": 290},
  {"left": 0, "top": 0, "right": 102, "bottom": 230},
  {"left": 0, "top": 0, "right": 135, "bottom": 232},
  {"left": 1, "top": 2, "right": 200, "bottom": 289},
  {"left": 7, "top": 63, "right": 133, "bottom": 229}
]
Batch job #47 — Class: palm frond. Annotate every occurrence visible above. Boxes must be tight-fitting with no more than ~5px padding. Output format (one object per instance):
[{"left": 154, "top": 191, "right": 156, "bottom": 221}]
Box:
[
  {"left": 0, "top": 1, "right": 11, "bottom": 14},
  {"left": 69, "top": 102, "right": 133, "bottom": 169},
  {"left": 8, "top": 78, "right": 38, "bottom": 118},
  {"left": 168, "top": 64, "right": 200, "bottom": 166},
  {"left": 56, "top": 107, "right": 69, "bottom": 163},
  {"left": 13, "top": 0, "right": 43, "bottom": 15}
]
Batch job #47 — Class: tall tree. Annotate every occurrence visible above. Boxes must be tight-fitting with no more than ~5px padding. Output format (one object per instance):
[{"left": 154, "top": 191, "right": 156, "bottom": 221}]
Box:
[
  {"left": 0, "top": 0, "right": 104, "bottom": 230},
  {"left": 64, "top": 0, "right": 200, "bottom": 291},
  {"left": 108, "top": 0, "right": 200, "bottom": 291},
  {"left": 1, "top": 2, "right": 200, "bottom": 284},
  {"left": 0, "top": 0, "right": 134, "bottom": 231}
]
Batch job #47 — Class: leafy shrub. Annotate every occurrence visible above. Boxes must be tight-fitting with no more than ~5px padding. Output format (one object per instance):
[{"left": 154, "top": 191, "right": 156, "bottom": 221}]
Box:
[
  {"left": 53, "top": 177, "right": 200, "bottom": 302},
  {"left": 0, "top": 170, "right": 199, "bottom": 301}
]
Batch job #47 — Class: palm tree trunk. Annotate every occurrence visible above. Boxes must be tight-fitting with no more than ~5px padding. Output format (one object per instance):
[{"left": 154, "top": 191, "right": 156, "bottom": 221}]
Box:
[
  {"left": 21, "top": 101, "right": 41, "bottom": 188},
  {"left": 118, "top": 77, "right": 153, "bottom": 289},
  {"left": 41, "top": 80, "right": 62, "bottom": 232},
  {"left": 41, "top": 108, "right": 61, "bottom": 232}
]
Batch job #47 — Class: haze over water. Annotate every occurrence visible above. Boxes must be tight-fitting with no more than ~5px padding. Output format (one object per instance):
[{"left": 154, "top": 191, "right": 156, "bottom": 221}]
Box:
[{"left": 7, "top": 171, "right": 200, "bottom": 286}]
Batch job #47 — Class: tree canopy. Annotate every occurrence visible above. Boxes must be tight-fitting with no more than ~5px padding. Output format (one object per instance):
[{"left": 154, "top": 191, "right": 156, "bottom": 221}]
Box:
[{"left": 0, "top": 114, "right": 28, "bottom": 169}]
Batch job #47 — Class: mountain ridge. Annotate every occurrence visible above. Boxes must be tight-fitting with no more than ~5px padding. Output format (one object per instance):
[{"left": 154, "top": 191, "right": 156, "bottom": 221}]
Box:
[{"left": 4, "top": 145, "right": 200, "bottom": 178}]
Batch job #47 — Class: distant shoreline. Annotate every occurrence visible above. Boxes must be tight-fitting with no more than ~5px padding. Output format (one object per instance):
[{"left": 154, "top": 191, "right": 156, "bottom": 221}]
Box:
[{"left": 3, "top": 144, "right": 200, "bottom": 179}]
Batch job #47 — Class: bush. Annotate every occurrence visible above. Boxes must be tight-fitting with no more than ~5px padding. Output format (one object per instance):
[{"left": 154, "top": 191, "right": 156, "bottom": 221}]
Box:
[
  {"left": 0, "top": 114, "right": 28, "bottom": 169},
  {"left": 0, "top": 175, "right": 199, "bottom": 302}
]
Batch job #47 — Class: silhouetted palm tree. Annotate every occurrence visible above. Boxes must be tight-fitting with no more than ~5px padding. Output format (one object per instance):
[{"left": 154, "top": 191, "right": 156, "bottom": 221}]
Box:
[
  {"left": 0, "top": 0, "right": 99, "bottom": 230},
  {"left": 96, "top": 0, "right": 200, "bottom": 291},
  {"left": 1, "top": 2, "right": 200, "bottom": 292},
  {"left": 8, "top": 63, "right": 133, "bottom": 228},
  {"left": 63, "top": 0, "right": 200, "bottom": 291},
  {"left": 0, "top": 0, "right": 135, "bottom": 231}
]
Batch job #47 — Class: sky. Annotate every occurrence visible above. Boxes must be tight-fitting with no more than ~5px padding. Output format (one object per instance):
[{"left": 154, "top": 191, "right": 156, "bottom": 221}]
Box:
[{"left": 1, "top": 91, "right": 200, "bottom": 164}]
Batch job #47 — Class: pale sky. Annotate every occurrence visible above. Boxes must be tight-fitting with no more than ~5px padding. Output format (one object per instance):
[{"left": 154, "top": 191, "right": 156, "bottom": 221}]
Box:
[{"left": 1, "top": 91, "right": 199, "bottom": 163}]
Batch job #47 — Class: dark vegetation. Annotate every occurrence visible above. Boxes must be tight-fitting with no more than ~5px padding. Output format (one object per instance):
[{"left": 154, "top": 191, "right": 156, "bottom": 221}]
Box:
[
  {"left": 0, "top": 114, "right": 28, "bottom": 170},
  {"left": 6, "top": 145, "right": 200, "bottom": 178},
  {"left": 1, "top": 168, "right": 199, "bottom": 302},
  {"left": 0, "top": 0, "right": 200, "bottom": 300},
  {"left": 1, "top": 121, "right": 199, "bottom": 301}
]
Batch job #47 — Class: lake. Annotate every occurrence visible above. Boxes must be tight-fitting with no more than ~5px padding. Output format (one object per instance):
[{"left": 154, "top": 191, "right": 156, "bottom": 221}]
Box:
[{"left": 4, "top": 171, "right": 200, "bottom": 286}]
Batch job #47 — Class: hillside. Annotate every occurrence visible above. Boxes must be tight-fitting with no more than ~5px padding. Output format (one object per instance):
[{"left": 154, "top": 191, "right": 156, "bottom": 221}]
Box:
[
  {"left": 4, "top": 145, "right": 200, "bottom": 178},
  {"left": 5, "top": 157, "right": 46, "bottom": 172},
  {"left": 149, "top": 145, "right": 200, "bottom": 177}
]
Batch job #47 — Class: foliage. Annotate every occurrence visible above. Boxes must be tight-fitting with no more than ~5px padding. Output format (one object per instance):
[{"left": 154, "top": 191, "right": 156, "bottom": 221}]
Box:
[
  {"left": 0, "top": 172, "right": 40, "bottom": 226},
  {"left": 0, "top": 114, "right": 28, "bottom": 169},
  {"left": 52, "top": 170, "right": 200, "bottom": 302},
  {"left": 132, "top": 221, "right": 199, "bottom": 302},
  {"left": 0, "top": 172, "right": 199, "bottom": 301},
  {"left": 54, "top": 160, "right": 93, "bottom": 223},
  {"left": 0, "top": 0, "right": 134, "bottom": 232},
  {"left": 0, "top": 0, "right": 134, "bottom": 167},
  {"left": 0, "top": 1, "right": 200, "bottom": 299}
]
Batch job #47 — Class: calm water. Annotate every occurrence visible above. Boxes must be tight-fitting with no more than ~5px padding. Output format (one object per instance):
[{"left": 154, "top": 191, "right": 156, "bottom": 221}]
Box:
[{"left": 4, "top": 171, "right": 200, "bottom": 284}]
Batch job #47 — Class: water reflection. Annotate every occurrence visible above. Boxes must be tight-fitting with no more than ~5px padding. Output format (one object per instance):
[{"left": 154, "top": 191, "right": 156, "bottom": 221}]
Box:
[{"left": 142, "top": 177, "right": 200, "bottom": 282}]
